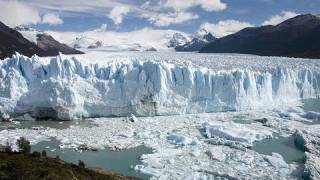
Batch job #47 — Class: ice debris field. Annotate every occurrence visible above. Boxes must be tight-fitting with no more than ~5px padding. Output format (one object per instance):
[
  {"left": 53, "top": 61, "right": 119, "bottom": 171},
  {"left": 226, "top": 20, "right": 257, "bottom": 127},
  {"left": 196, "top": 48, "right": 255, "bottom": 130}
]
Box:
[{"left": 1, "top": 52, "right": 320, "bottom": 179}]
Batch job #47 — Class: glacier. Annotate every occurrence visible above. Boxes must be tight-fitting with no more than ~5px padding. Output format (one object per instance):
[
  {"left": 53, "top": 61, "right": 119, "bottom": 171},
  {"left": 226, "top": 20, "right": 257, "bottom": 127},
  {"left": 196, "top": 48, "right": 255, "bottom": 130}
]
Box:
[{"left": 0, "top": 52, "right": 320, "bottom": 120}]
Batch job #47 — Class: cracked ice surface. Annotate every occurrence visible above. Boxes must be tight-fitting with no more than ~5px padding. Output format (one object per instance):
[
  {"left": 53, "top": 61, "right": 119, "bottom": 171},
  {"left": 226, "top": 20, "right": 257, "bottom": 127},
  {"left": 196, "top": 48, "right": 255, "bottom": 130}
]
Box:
[
  {"left": 1, "top": 52, "right": 320, "bottom": 120},
  {"left": 0, "top": 111, "right": 308, "bottom": 179}
]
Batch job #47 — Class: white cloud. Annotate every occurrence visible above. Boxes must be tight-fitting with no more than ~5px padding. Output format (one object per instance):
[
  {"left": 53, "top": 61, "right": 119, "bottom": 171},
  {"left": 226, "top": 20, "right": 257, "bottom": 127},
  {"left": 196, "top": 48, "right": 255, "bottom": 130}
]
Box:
[
  {"left": 0, "top": 0, "right": 228, "bottom": 28},
  {"left": 199, "top": 20, "right": 254, "bottom": 38},
  {"left": 0, "top": 1, "right": 41, "bottom": 26},
  {"left": 148, "top": 11, "right": 199, "bottom": 26},
  {"left": 164, "top": 0, "right": 227, "bottom": 12},
  {"left": 42, "top": 13, "right": 63, "bottom": 25},
  {"left": 262, "top": 11, "right": 299, "bottom": 26},
  {"left": 108, "top": 6, "right": 130, "bottom": 24}
]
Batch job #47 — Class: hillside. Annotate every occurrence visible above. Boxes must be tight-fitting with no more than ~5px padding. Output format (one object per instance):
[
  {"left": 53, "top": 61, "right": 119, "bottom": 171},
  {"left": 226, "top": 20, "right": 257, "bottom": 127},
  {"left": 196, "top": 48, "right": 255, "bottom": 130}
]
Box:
[
  {"left": 200, "top": 14, "right": 320, "bottom": 59},
  {"left": 0, "top": 151, "right": 134, "bottom": 180},
  {"left": 0, "top": 22, "right": 83, "bottom": 59}
]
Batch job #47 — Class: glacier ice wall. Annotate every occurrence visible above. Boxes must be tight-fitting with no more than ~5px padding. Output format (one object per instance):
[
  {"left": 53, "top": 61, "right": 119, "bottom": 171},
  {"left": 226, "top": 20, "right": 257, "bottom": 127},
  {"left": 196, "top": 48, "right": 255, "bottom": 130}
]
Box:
[{"left": 0, "top": 53, "right": 319, "bottom": 120}]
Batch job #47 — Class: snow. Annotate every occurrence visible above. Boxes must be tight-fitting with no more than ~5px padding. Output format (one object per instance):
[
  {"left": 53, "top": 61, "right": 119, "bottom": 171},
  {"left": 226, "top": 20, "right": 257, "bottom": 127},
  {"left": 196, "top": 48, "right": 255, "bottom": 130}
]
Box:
[
  {"left": 17, "top": 29, "right": 39, "bottom": 44},
  {"left": 47, "top": 28, "right": 191, "bottom": 52},
  {"left": 0, "top": 52, "right": 319, "bottom": 120}
]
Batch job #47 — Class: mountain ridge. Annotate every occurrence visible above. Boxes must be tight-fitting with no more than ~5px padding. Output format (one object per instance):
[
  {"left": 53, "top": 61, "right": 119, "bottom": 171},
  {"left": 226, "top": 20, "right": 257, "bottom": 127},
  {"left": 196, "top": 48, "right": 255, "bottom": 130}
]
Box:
[
  {"left": 0, "top": 22, "right": 83, "bottom": 59},
  {"left": 200, "top": 14, "right": 320, "bottom": 59}
]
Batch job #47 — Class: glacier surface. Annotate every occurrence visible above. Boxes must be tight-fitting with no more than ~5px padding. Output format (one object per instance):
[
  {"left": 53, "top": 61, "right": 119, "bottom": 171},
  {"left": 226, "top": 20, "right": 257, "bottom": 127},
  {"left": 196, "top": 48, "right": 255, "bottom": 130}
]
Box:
[{"left": 0, "top": 52, "right": 320, "bottom": 120}]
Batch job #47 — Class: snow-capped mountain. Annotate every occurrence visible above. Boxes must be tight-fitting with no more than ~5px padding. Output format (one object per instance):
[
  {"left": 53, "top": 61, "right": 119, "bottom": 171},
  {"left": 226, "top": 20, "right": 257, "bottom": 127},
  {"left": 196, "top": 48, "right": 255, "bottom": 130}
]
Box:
[
  {"left": 167, "top": 32, "right": 191, "bottom": 48},
  {"left": 15, "top": 26, "right": 83, "bottom": 56},
  {"left": 0, "top": 22, "right": 82, "bottom": 59},
  {"left": 46, "top": 27, "right": 191, "bottom": 52},
  {"left": 175, "top": 28, "right": 216, "bottom": 52}
]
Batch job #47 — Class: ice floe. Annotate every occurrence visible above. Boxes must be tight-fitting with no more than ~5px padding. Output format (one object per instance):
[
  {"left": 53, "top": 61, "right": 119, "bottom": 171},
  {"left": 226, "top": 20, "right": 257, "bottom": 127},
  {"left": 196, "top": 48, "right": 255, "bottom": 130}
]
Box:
[{"left": 0, "top": 111, "right": 306, "bottom": 179}]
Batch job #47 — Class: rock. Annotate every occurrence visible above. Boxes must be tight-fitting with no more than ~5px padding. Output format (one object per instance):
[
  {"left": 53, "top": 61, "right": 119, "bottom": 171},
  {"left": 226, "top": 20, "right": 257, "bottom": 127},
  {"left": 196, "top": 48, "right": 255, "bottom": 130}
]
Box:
[
  {"left": 145, "top": 47, "right": 157, "bottom": 52},
  {"left": 128, "top": 114, "right": 138, "bottom": 122},
  {"left": 293, "top": 130, "right": 320, "bottom": 180},
  {"left": 254, "top": 118, "right": 268, "bottom": 124}
]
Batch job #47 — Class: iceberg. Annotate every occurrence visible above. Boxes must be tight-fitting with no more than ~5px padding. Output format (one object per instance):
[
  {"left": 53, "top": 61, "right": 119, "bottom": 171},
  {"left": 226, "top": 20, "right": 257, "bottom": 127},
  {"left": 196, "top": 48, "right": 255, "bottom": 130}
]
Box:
[{"left": 0, "top": 52, "right": 319, "bottom": 120}]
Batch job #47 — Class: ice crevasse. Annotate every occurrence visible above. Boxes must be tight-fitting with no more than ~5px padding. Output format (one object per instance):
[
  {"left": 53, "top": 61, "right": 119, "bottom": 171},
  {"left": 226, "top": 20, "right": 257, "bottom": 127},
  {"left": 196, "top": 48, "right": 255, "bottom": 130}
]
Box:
[{"left": 0, "top": 53, "right": 319, "bottom": 120}]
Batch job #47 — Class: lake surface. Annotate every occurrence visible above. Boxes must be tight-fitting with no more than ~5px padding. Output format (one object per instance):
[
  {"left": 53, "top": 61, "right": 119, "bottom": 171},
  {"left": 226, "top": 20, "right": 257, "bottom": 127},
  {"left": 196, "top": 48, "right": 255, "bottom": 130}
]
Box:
[
  {"left": 301, "top": 98, "right": 320, "bottom": 113},
  {"left": 0, "top": 119, "right": 96, "bottom": 131},
  {"left": 252, "top": 135, "right": 305, "bottom": 164},
  {"left": 0, "top": 119, "right": 152, "bottom": 179},
  {"left": 31, "top": 139, "right": 152, "bottom": 180}
]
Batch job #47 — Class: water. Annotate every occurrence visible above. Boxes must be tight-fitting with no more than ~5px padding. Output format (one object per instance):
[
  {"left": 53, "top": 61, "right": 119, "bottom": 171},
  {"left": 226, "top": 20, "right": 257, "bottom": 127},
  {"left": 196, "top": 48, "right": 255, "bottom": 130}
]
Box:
[
  {"left": 298, "top": 98, "right": 320, "bottom": 124},
  {"left": 232, "top": 115, "right": 254, "bottom": 124},
  {"left": 0, "top": 119, "right": 96, "bottom": 131},
  {"left": 252, "top": 135, "right": 305, "bottom": 164},
  {"left": 0, "top": 119, "right": 152, "bottom": 179},
  {"left": 301, "top": 98, "right": 320, "bottom": 113},
  {"left": 31, "top": 139, "right": 152, "bottom": 180}
]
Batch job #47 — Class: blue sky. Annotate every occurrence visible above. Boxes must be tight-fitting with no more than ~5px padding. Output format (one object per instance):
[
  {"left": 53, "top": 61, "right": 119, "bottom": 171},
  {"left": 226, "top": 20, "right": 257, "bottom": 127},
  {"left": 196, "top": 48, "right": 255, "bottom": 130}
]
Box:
[{"left": 0, "top": 0, "right": 319, "bottom": 35}]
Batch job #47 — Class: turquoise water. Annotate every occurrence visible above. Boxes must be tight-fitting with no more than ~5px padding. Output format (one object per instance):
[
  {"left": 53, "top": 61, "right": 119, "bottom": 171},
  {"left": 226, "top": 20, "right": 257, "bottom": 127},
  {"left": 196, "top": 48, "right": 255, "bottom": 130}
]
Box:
[
  {"left": 231, "top": 115, "right": 254, "bottom": 124},
  {"left": 301, "top": 98, "right": 320, "bottom": 112},
  {"left": 0, "top": 119, "right": 153, "bottom": 179},
  {"left": 252, "top": 135, "right": 305, "bottom": 164},
  {"left": 31, "top": 139, "right": 152, "bottom": 180},
  {"left": 0, "top": 119, "right": 96, "bottom": 131},
  {"left": 298, "top": 98, "right": 320, "bottom": 124}
]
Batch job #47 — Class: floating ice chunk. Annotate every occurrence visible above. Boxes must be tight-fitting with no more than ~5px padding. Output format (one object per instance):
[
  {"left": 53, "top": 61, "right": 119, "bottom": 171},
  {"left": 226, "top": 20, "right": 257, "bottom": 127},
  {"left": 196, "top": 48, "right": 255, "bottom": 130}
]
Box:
[
  {"left": 14, "top": 114, "right": 35, "bottom": 121},
  {"left": 301, "top": 111, "right": 320, "bottom": 120},
  {"left": 191, "top": 146, "right": 201, "bottom": 157},
  {"left": 264, "top": 153, "right": 288, "bottom": 168},
  {"left": 202, "top": 122, "right": 272, "bottom": 144},
  {"left": 167, "top": 133, "right": 193, "bottom": 146},
  {"left": 206, "top": 147, "right": 226, "bottom": 161}
]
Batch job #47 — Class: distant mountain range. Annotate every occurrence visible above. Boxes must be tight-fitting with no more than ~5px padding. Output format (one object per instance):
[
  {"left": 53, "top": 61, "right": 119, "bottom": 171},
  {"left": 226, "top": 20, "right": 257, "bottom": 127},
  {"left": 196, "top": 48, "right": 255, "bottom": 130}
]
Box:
[
  {"left": 0, "top": 22, "right": 83, "bottom": 59},
  {"left": 200, "top": 14, "right": 320, "bottom": 59},
  {"left": 175, "top": 29, "right": 216, "bottom": 52},
  {"left": 1, "top": 14, "right": 320, "bottom": 59}
]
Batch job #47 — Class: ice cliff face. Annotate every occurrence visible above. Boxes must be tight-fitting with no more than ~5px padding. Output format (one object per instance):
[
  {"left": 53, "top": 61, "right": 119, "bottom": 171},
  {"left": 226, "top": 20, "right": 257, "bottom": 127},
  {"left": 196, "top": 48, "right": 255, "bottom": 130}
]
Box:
[{"left": 0, "top": 53, "right": 319, "bottom": 120}]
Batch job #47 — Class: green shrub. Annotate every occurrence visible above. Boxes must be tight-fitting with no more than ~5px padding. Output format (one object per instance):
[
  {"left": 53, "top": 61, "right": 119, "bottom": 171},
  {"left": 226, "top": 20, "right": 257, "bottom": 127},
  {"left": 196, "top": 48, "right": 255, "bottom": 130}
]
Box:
[
  {"left": 78, "top": 160, "right": 85, "bottom": 168},
  {"left": 30, "top": 151, "right": 41, "bottom": 158},
  {"left": 16, "top": 137, "right": 31, "bottom": 154},
  {"left": 4, "top": 142, "right": 12, "bottom": 153},
  {"left": 41, "top": 150, "right": 47, "bottom": 157}
]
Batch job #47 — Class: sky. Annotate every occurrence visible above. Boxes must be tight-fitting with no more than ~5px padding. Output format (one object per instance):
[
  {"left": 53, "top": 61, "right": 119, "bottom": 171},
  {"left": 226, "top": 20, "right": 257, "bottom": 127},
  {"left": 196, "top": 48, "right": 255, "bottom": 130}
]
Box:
[{"left": 0, "top": 0, "right": 320, "bottom": 37}]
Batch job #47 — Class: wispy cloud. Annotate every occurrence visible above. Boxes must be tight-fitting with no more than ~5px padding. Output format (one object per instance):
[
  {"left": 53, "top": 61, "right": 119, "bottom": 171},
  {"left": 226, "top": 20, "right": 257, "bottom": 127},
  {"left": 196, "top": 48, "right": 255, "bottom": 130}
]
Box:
[
  {"left": 42, "top": 13, "right": 63, "bottom": 25},
  {"left": 163, "top": 0, "right": 227, "bottom": 12},
  {"left": 199, "top": 20, "right": 254, "bottom": 38},
  {"left": 147, "top": 11, "right": 199, "bottom": 27},
  {"left": 262, "top": 11, "right": 299, "bottom": 26},
  {"left": 0, "top": 0, "right": 228, "bottom": 27},
  {"left": 0, "top": 1, "right": 41, "bottom": 26},
  {"left": 108, "top": 6, "right": 130, "bottom": 24}
]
